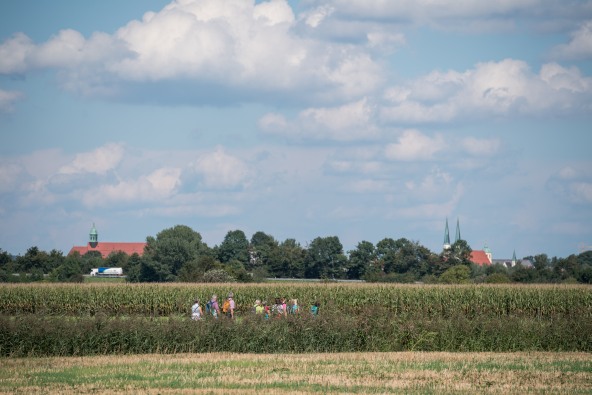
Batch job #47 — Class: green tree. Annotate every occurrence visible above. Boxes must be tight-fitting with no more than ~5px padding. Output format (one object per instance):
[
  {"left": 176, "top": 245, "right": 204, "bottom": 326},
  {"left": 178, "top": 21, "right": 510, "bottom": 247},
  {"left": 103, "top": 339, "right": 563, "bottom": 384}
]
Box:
[
  {"left": 16, "top": 247, "right": 51, "bottom": 273},
  {"left": 218, "top": 230, "right": 250, "bottom": 266},
  {"left": 125, "top": 253, "right": 142, "bottom": 282},
  {"left": 138, "top": 256, "right": 172, "bottom": 282},
  {"left": 347, "top": 240, "right": 376, "bottom": 280},
  {"left": 511, "top": 263, "right": 536, "bottom": 283},
  {"left": 376, "top": 238, "right": 397, "bottom": 273},
  {"left": 81, "top": 251, "right": 103, "bottom": 275},
  {"left": 305, "top": 236, "right": 347, "bottom": 279},
  {"left": 553, "top": 254, "right": 579, "bottom": 282},
  {"left": 577, "top": 264, "right": 592, "bottom": 284},
  {"left": 177, "top": 259, "right": 202, "bottom": 282},
  {"left": 49, "top": 255, "right": 84, "bottom": 282},
  {"left": 533, "top": 253, "right": 550, "bottom": 282},
  {"left": 270, "top": 239, "right": 305, "bottom": 278},
  {"left": 578, "top": 251, "right": 592, "bottom": 266},
  {"left": 0, "top": 249, "right": 14, "bottom": 276},
  {"left": 144, "top": 225, "right": 210, "bottom": 280},
  {"left": 375, "top": 238, "right": 434, "bottom": 280},
  {"left": 250, "top": 231, "right": 280, "bottom": 272},
  {"left": 437, "top": 239, "right": 473, "bottom": 275},
  {"left": 105, "top": 251, "right": 129, "bottom": 272}
]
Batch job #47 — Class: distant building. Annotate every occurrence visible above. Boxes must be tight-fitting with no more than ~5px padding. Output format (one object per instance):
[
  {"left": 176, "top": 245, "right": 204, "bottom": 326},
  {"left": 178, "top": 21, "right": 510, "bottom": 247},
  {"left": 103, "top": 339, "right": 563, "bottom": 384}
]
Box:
[
  {"left": 470, "top": 250, "right": 492, "bottom": 266},
  {"left": 68, "top": 224, "right": 147, "bottom": 258},
  {"left": 442, "top": 219, "right": 519, "bottom": 267}
]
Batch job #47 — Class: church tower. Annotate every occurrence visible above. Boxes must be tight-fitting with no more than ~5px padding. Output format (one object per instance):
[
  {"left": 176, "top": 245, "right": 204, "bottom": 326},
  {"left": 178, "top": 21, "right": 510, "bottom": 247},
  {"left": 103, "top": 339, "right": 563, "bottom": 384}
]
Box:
[
  {"left": 454, "top": 218, "right": 461, "bottom": 243},
  {"left": 484, "top": 243, "right": 492, "bottom": 264},
  {"left": 443, "top": 218, "right": 451, "bottom": 250},
  {"left": 89, "top": 223, "right": 98, "bottom": 248}
]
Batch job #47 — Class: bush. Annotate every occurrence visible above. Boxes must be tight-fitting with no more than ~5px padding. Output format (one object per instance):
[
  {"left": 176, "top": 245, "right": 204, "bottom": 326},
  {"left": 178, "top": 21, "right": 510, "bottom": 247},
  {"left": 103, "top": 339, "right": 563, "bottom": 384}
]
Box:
[
  {"left": 1, "top": 310, "right": 590, "bottom": 357},
  {"left": 485, "top": 273, "right": 511, "bottom": 284},
  {"left": 439, "top": 265, "right": 471, "bottom": 284}
]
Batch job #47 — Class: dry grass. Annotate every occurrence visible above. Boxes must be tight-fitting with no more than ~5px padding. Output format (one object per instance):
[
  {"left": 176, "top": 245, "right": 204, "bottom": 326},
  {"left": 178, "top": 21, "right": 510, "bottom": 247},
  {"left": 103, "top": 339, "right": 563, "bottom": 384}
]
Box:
[{"left": 1, "top": 352, "right": 590, "bottom": 394}]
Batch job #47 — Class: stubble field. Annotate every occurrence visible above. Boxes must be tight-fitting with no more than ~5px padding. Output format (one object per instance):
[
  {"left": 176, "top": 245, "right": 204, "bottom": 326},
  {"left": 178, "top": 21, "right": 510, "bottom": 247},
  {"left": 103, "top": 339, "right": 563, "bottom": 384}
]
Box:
[{"left": 1, "top": 352, "right": 591, "bottom": 394}]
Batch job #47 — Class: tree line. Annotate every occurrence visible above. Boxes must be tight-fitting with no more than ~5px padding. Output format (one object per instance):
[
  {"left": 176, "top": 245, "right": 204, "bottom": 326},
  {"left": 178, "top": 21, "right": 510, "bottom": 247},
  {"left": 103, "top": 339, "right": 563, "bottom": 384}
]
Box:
[{"left": 1, "top": 224, "right": 591, "bottom": 284}]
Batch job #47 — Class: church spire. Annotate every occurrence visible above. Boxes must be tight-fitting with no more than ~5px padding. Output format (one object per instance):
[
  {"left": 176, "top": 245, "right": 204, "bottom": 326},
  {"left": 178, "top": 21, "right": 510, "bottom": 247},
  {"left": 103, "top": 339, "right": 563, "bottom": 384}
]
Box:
[
  {"left": 443, "top": 218, "right": 451, "bottom": 250},
  {"left": 89, "top": 223, "right": 98, "bottom": 248},
  {"left": 455, "top": 218, "right": 461, "bottom": 243}
]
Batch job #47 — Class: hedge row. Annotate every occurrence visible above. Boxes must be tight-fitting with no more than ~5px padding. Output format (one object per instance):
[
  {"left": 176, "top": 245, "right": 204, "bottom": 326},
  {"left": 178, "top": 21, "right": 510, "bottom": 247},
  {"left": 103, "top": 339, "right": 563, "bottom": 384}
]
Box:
[{"left": 1, "top": 310, "right": 590, "bottom": 356}]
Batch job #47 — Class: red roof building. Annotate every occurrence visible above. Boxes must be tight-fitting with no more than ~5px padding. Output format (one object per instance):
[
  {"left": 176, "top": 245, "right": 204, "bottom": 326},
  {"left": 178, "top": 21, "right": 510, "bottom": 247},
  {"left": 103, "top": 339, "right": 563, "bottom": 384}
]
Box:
[
  {"left": 470, "top": 250, "right": 491, "bottom": 266},
  {"left": 69, "top": 242, "right": 146, "bottom": 258},
  {"left": 68, "top": 224, "right": 146, "bottom": 258}
]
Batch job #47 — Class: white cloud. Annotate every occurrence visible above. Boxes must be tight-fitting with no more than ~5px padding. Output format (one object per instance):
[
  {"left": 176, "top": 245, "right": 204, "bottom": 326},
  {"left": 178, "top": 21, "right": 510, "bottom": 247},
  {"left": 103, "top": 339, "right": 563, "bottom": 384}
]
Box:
[
  {"left": 461, "top": 137, "right": 501, "bottom": 156},
  {"left": 0, "top": 163, "right": 24, "bottom": 193},
  {"left": 570, "top": 182, "right": 592, "bottom": 203},
  {"left": 259, "top": 98, "right": 379, "bottom": 141},
  {"left": 539, "top": 63, "right": 591, "bottom": 93},
  {"left": 385, "top": 130, "right": 446, "bottom": 161},
  {"left": 192, "top": 147, "right": 250, "bottom": 189},
  {"left": 312, "top": 0, "right": 591, "bottom": 31},
  {"left": 0, "top": 89, "right": 24, "bottom": 113},
  {"left": 82, "top": 167, "right": 181, "bottom": 207},
  {"left": 0, "top": 0, "right": 383, "bottom": 103},
  {"left": 547, "top": 166, "right": 592, "bottom": 204},
  {"left": 366, "top": 31, "right": 406, "bottom": 50},
  {"left": 381, "top": 59, "right": 592, "bottom": 123},
  {"left": 550, "top": 20, "right": 592, "bottom": 60},
  {"left": 0, "top": 33, "right": 33, "bottom": 73},
  {"left": 303, "top": 5, "right": 335, "bottom": 28},
  {"left": 59, "top": 143, "right": 125, "bottom": 175}
]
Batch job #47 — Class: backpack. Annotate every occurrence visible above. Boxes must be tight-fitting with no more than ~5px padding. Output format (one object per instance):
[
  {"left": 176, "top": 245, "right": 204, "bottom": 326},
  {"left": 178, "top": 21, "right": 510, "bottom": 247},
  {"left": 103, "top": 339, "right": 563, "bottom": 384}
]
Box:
[{"left": 222, "top": 299, "right": 231, "bottom": 314}]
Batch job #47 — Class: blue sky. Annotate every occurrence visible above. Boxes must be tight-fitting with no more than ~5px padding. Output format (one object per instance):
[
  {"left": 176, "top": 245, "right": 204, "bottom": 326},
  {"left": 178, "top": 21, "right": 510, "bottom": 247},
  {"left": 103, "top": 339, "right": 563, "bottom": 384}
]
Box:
[{"left": 1, "top": 0, "right": 591, "bottom": 259}]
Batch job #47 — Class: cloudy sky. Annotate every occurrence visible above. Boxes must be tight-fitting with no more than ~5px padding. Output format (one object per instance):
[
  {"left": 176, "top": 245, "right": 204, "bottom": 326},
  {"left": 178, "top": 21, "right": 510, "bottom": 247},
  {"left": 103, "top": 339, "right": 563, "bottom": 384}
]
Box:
[{"left": 1, "top": 0, "right": 591, "bottom": 259}]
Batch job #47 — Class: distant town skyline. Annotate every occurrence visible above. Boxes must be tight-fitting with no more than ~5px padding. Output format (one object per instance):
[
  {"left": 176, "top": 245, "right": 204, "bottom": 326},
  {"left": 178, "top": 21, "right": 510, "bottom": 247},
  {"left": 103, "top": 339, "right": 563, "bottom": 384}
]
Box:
[{"left": 1, "top": 0, "right": 591, "bottom": 258}]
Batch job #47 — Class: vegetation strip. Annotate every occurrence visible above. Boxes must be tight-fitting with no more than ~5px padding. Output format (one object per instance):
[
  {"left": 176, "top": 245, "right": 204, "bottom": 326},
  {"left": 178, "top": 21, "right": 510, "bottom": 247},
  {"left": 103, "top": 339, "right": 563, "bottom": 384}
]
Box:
[
  {"left": 1, "top": 352, "right": 591, "bottom": 394},
  {"left": 1, "top": 283, "right": 590, "bottom": 355}
]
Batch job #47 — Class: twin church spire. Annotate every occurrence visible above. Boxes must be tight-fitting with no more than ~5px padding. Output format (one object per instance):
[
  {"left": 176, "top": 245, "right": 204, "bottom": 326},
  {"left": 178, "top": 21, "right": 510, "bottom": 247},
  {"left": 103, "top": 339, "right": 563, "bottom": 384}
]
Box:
[{"left": 443, "top": 218, "right": 461, "bottom": 250}]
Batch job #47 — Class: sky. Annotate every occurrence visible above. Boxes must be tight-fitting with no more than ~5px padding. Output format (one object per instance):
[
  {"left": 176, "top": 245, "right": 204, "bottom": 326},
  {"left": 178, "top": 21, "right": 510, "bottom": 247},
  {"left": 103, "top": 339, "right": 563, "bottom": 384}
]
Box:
[{"left": 1, "top": 0, "right": 592, "bottom": 260}]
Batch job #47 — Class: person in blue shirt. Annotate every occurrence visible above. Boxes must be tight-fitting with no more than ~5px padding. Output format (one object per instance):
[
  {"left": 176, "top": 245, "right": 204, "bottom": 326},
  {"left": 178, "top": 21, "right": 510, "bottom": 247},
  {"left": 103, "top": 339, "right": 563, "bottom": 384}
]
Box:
[{"left": 310, "top": 301, "right": 320, "bottom": 316}]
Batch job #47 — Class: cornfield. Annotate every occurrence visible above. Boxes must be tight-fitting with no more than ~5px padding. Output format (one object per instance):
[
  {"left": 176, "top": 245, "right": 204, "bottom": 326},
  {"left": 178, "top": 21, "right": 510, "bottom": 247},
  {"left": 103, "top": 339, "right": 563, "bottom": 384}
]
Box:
[
  {"left": 1, "top": 283, "right": 590, "bottom": 356},
  {"left": 0, "top": 283, "right": 590, "bottom": 318}
]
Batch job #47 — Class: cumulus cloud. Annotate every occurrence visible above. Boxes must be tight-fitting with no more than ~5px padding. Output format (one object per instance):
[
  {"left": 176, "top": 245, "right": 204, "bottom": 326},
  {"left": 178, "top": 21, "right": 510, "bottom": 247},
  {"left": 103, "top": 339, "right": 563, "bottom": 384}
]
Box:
[
  {"left": 192, "top": 147, "right": 250, "bottom": 189},
  {"left": 547, "top": 166, "right": 592, "bottom": 204},
  {"left": 259, "top": 98, "right": 379, "bottom": 141},
  {"left": 550, "top": 20, "right": 592, "bottom": 60},
  {"left": 0, "top": 89, "right": 24, "bottom": 113},
  {"left": 82, "top": 167, "right": 181, "bottom": 207},
  {"left": 303, "top": 5, "right": 335, "bottom": 28},
  {"left": 381, "top": 59, "right": 592, "bottom": 123},
  {"left": 0, "top": 0, "right": 383, "bottom": 104},
  {"left": 385, "top": 130, "right": 446, "bottom": 161},
  {"left": 59, "top": 143, "right": 125, "bottom": 175}
]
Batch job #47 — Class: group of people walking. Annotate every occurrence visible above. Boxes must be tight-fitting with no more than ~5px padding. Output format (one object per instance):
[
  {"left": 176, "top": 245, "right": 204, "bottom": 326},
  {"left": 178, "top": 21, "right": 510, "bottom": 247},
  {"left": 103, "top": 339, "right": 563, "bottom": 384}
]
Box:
[
  {"left": 191, "top": 293, "right": 319, "bottom": 320},
  {"left": 191, "top": 292, "right": 235, "bottom": 320}
]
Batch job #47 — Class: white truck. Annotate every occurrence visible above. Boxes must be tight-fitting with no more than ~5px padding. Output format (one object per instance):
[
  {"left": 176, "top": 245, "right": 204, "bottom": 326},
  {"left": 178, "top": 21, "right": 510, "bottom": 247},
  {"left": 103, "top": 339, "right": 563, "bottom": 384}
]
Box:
[{"left": 90, "top": 267, "right": 123, "bottom": 276}]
